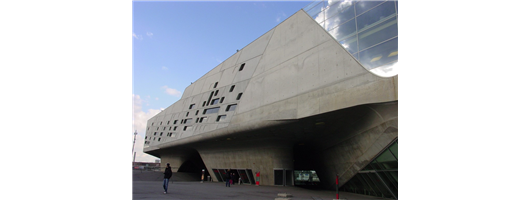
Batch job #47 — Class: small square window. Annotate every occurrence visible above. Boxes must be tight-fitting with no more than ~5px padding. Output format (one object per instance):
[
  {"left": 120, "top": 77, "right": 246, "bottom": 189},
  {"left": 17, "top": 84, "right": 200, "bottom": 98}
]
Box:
[
  {"left": 174, "top": 120, "right": 178, "bottom": 124},
  {"left": 160, "top": 122, "right": 162, "bottom": 125},
  {"left": 229, "top": 85, "right": 235, "bottom": 92},
  {"left": 160, "top": 132, "right": 163, "bottom": 136},
  {"left": 220, "top": 97, "right": 225, "bottom": 103},
  {"left": 215, "top": 90, "right": 219, "bottom": 96},
  {"left": 157, "top": 127, "right": 159, "bottom": 130},
  {"left": 158, "top": 138, "right": 161, "bottom": 141},
  {"left": 239, "top": 63, "right": 245, "bottom": 71},
  {"left": 189, "top": 104, "right": 196, "bottom": 109},
  {"left": 173, "top": 126, "right": 177, "bottom": 130},
  {"left": 196, "top": 118, "right": 200, "bottom": 123},
  {"left": 163, "top": 127, "right": 166, "bottom": 130},
  {"left": 216, "top": 115, "right": 226, "bottom": 122},
  {"left": 167, "top": 121, "right": 170, "bottom": 125},
  {"left": 226, "top": 104, "right": 237, "bottom": 112},
  {"left": 195, "top": 110, "right": 199, "bottom": 115},
  {"left": 200, "top": 117, "right": 207, "bottom": 123},
  {"left": 236, "top": 93, "right": 243, "bottom": 100},
  {"left": 203, "top": 101, "right": 206, "bottom": 107},
  {"left": 154, "top": 132, "right": 157, "bottom": 136},
  {"left": 211, "top": 98, "right": 219, "bottom": 105},
  {"left": 214, "top": 82, "right": 218, "bottom": 88}
]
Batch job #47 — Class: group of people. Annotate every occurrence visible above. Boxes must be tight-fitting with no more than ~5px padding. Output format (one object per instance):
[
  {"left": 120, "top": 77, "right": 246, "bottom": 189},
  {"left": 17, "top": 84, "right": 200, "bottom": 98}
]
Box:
[
  {"left": 161, "top": 164, "right": 239, "bottom": 194},
  {"left": 224, "top": 171, "right": 237, "bottom": 187}
]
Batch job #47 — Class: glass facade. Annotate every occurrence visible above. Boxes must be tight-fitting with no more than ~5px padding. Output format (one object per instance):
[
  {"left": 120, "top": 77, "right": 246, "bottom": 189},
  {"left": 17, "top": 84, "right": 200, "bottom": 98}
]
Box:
[
  {"left": 340, "top": 140, "right": 398, "bottom": 199},
  {"left": 303, "top": 0, "right": 398, "bottom": 77}
]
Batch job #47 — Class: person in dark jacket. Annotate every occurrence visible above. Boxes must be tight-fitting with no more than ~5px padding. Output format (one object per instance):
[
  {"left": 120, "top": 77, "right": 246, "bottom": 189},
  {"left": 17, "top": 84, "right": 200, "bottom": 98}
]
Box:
[
  {"left": 225, "top": 170, "right": 232, "bottom": 187},
  {"left": 163, "top": 163, "right": 172, "bottom": 194}
]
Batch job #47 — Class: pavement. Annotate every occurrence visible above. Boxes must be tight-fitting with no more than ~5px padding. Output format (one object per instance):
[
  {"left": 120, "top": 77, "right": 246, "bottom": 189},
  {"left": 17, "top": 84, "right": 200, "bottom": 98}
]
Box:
[{"left": 133, "top": 171, "right": 389, "bottom": 200}]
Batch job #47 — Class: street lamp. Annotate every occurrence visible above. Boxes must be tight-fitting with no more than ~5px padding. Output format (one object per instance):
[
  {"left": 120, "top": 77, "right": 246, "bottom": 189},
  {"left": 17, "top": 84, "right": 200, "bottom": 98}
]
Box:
[{"left": 131, "top": 130, "right": 138, "bottom": 157}]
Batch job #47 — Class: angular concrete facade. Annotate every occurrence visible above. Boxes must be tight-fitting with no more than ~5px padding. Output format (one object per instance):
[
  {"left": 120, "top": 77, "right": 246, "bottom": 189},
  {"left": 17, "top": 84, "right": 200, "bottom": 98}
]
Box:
[{"left": 143, "top": 9, "right": 397, "bottom": 192}]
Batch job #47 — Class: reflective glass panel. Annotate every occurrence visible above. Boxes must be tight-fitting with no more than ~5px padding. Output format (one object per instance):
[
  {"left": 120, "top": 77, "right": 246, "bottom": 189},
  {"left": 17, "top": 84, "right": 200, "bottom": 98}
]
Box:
[
  {"left": 367, "top": 173, "right": 393, "bottom": 198},
  {"left": 358, "top": 16, "right": 397, "bottom": 51},
  {"left": 330, "top": 18, "right": 356, "bottom": 41},
  {"left": 358, "top": 37, "right": 398, "bottom": 70},
  {"left": 339, "top": 34, "right": 358, "bottom": 55},
  {"left": 355, "top": 0, "right": 385, "bottom": 16},
  {"left": 324, "top": 0, "right": 343, "bottom": 19},
  {"left": 226, "top": 104, "right": 237, "bottom": 112},
  {"left": 389, "top": 142, "right": 398, "bottom": 159},
  {"left": 304, "top": 0, "right": 321, "bottom": 12},
  {"left": 306, "top": 2, "right": 324, "bottom": 18},
  {"left": 204, "top": 107, "right": 220, "bottom": 115},
  {"left": 356, "top": 1, "right": 396, "bottom": 33},
  {"left": 247, "top": 169, "right": 255, "bottom": 184}
]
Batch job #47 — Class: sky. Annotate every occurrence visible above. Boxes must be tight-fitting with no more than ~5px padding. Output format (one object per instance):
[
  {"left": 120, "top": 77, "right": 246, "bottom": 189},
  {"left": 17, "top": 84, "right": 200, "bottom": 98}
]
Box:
[{"left": 132, "top": 1, "right": 312, "bottom": 162}]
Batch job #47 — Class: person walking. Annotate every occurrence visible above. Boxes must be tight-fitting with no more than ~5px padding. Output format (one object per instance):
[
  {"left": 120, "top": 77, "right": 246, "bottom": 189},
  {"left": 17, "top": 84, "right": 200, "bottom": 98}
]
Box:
[
  {"left": 163, "top": 163, "right": 172, "bottom": 194},
  {"left": 225, "top": 170, "right": 232, "bottom": 187}
]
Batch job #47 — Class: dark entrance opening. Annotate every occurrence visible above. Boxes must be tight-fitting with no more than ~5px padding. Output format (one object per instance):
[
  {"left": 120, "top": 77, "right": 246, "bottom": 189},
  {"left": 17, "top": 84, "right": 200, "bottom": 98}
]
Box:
[{"left": 176, "top": 149, "right": 209, "bottom": 180}]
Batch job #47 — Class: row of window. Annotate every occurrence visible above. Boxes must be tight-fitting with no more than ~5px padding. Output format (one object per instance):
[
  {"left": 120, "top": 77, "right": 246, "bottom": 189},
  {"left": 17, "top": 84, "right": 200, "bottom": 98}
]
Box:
[
  {"left": 149, "top": 91, "right": 242, "bottom": 129},
  {"left": 147, "top": 63, "right": 247, "bottom": 141},
  {"left": 145, "top": 116, "right": 230, "bottom": 144}
]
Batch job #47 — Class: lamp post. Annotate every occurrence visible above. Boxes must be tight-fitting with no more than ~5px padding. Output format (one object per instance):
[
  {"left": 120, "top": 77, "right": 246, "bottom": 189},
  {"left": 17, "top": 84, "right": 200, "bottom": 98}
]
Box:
[{"left": 132, "top": 130, "right": 137, "bottom": 162}]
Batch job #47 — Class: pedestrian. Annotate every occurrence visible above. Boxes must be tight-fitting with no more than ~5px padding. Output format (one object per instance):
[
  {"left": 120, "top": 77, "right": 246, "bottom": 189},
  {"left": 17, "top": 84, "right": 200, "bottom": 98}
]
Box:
[
  {"left": 163, "top": 163, "right": 172, "bottom": 194},
  {"left": 229, "top": 172, "right": 234, "bottom": 186},
  {"left": 225, "top": 171, "right": 232, "bottom": 187}
]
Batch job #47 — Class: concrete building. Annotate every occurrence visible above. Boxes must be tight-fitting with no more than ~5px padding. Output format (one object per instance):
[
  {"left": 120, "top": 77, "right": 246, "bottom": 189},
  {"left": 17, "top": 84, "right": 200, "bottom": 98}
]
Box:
[{"left": 143, "top": 1, "right": 398, "bottom": 199}]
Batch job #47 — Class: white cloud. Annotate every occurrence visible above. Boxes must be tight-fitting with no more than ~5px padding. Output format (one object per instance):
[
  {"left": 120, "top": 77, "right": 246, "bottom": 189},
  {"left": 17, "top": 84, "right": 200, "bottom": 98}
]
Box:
[
  {"left": 133, "top": 94, "right": 164, "bottom": 162},
  {"left": 161, "top": 85, "right": 182, "bottom": 97},
  {"left": 132, "top": 32, "right": 143, "bottom": 40},
  {"left": 276, "top": 12, "right": 286, "bottom": 22},
  {"left": 146, "top": 32, "right": 153, "bottom": 37},
  {"left": 162, "top": 66, "right": 168, "bottom": 70}
]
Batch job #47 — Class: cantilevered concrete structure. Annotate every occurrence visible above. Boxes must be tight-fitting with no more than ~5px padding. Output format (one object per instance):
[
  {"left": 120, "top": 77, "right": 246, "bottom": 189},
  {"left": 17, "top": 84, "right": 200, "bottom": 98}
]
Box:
[{"left": 144, "top": 1, "right": 398, "bottom": 198}]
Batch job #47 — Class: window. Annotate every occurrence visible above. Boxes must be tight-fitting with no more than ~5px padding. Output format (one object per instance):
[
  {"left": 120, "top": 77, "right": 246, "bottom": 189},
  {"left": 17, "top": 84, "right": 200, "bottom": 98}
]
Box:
[
  {"left": 196, "top": 118, "right": 200, "bottom": 123},
  {"left": 239, "top": 63, "right": 245, "bottom": 71},
  {"left": 226, "top": 104, "right": 237, "bottom": 112},
  {"left": 216, "top": 115, "right": 226, "bottom": 122},
  {"left": 199, "top": 117, "right": 207, "bottom": 123},
  {"left": 189, "top": 104, "right": 195, "bottom": 109},
  {"left": 220, "top": 97, "right": 225, "bottom": 103},
  {"left": 203, "top": 107, "right": 220, "bottom": 115},
  {"left": 215, "top": 90, "right": 219, "bottom": 96},
  {"left": 151, "top": 122, "right": 154, "bottom": 126},
  {"left": 174, "top": 120, "right": 178, "bottom": 124},
  {"left": 163, "top": 127, "right": 166, "bottom": 130},
  {"left": 183, "top": 118, "right": 193, "bottom": 124},
  {"left": 145, "top": 136, "right": 147, "bottom": 139},
  {"left": 158, "top": 138, "right": 161, "bottom": 141},
  {"left": 203, "top": 101, "right": 206, "bottom": 107},
  {"left": 183, "top": 126, "right": 192, "bottom": 131},
  {"left": 214, "top": 82, "right": 218, "bottom": 88},
  {"left": 229, "top": 85, "right": 235, "bottom": 92},
  {"left": 211, "top": 98, "right": 220, "bottom": 105},
  {"left": 147, "top": 127, "right": 149, "bottom": 131},
  {"left": 160, "top": 132, "right": 163, "bottom": 136},
  {"left": 195, "top": 110, "right": 199, "bottom": 115},
  {"left": 157, "top": 127, "right": 159, "bottom": 130},
  {"left": 167, "top": 121, "right": 170, "bottom": 125},
  {"left": 186, "top": 112, "right": 189, "bottom": 117},
  {"left": 173, "top": 126, "right": 177, "bottom": 130},
  {"left": 160, "top": 122, "right": 162, "bottom": 125},
  {"left": 236, "top": 93, "right": 243, "bottom": 100}
]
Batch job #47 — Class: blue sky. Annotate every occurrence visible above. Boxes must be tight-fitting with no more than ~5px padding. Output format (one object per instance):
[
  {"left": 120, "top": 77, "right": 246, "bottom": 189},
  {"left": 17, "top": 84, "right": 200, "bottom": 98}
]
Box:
[{"left": 132, "top": 1, "right": 311, "bottom": 162}]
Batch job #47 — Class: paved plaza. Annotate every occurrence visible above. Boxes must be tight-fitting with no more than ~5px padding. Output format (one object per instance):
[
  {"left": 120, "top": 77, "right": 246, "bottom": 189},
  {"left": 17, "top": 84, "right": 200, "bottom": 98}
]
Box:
[{"left": 133, "top": 171, "right": 388, "bottom": 200}]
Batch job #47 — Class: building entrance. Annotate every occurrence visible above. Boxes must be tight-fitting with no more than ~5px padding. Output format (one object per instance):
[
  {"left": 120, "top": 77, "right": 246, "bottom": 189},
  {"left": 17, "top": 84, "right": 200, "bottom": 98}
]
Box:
[
  {"left": 212, "top": 168, "right": 255, "bottom": 185},
  {"left": 274, "top": 168, "right": 293, "bottom": 186}
]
